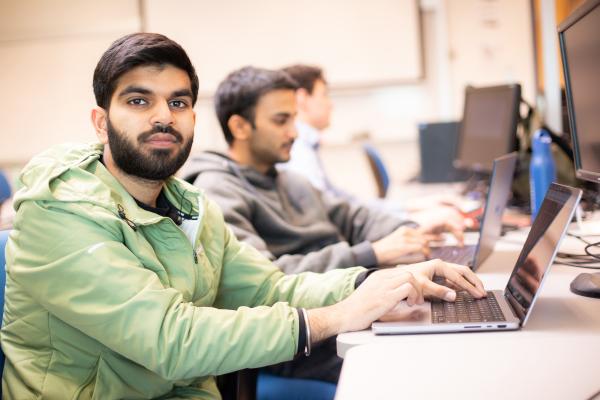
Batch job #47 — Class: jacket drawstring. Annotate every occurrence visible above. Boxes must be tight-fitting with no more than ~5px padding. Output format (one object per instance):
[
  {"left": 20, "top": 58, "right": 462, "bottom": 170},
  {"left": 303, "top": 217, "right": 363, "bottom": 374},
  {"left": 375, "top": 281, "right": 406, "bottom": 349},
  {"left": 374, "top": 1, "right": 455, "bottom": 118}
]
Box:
[{"left": 117, "top": 204, "right": 138, "bottom": 231}]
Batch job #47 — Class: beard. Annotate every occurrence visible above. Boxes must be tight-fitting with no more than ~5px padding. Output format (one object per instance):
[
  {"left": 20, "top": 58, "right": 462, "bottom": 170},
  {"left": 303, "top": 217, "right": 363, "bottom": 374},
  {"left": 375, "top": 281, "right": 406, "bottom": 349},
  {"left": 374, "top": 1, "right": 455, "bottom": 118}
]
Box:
[
  {"left": 106, "top": 119, "right": 193, "bottom": 181},
  {"left": 249, "top": 130, "right": 294, "bottom": 167}
]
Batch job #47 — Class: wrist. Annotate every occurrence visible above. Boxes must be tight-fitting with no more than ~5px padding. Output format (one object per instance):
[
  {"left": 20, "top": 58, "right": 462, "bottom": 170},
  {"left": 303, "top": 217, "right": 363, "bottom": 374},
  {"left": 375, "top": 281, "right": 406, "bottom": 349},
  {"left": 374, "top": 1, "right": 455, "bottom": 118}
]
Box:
[
  {"left": 371, "top": 240, "right": 390, "bottom": 265},
  {"left": 305, "top": 304, "right": 345, "bottom": 344}
]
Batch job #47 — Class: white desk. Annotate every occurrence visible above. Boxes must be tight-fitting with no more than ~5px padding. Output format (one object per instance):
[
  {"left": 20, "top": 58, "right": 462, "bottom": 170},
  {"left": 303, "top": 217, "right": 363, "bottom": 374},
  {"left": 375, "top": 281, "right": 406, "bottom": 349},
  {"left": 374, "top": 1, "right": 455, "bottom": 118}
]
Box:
[{"left": 335, "top": 224, "right": 600, "bottom": 399}]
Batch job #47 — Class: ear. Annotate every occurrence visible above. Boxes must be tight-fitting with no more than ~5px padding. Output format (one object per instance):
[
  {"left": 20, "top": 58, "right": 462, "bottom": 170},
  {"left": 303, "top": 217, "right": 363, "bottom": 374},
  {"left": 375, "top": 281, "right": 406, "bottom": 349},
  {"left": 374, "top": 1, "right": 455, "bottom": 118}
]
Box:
[
  {"left": 227, "top": 114, "right": 252, "bottom": 142},
  {"left": 296, "top": 88, "right": 310, "bottom": 110},
  {"left": 91, "top": 107, "right": 109, "bottom": 144}
]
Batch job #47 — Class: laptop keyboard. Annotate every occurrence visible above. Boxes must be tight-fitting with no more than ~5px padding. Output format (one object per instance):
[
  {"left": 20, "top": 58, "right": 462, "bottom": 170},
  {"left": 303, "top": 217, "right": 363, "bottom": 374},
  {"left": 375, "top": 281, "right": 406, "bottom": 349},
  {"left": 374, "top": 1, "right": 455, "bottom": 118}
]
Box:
[
  {"left": 432, "top": 291, "right": 505, "bottom": 323},
  {"left": 430, "top": 245, "right": 476, "bottom": 266}
]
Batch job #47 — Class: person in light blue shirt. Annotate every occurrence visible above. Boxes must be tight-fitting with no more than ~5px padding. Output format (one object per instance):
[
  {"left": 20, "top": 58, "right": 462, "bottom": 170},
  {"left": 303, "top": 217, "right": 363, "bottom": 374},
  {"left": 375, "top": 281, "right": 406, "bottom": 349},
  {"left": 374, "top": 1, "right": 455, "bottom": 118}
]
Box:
[
  {"left": 280, "top": 64, "right": 472, "bottom": 227},
  {"left": 279, "top": 65, "right": 340, "bottom": 196},
  {"left": 288, "top": 119, "right": 350, "bottom": 198}
]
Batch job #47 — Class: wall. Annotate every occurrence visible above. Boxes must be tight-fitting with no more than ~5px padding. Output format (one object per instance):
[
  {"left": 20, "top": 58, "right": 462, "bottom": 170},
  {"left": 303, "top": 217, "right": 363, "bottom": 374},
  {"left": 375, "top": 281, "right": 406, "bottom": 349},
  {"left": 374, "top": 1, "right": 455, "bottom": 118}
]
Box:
[
  {"left": 0, "top": 0, "right": 140, "bottom": 166},
  {"left": 0, "top": 0, "right": 537, "bottom": 169},
  {"left": 144, "top": 0, "right": 423, "bottom": 93},
  {"left": 445, "top": 0, "right": 537, "bottom": 113}
]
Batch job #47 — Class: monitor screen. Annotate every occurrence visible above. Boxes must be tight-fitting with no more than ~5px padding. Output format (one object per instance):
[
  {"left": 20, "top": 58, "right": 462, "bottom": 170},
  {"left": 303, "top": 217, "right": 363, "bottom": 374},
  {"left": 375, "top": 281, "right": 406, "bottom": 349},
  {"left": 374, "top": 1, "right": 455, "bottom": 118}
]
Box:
[
  {"left": 504, "top": 183, "right": 581, "bottom": 324},
  {"left": 559, "top": 0, "right": 600, "bottom": 183},
  {"left": 454, "top": 84, "right": 521, "bottom": 172}
]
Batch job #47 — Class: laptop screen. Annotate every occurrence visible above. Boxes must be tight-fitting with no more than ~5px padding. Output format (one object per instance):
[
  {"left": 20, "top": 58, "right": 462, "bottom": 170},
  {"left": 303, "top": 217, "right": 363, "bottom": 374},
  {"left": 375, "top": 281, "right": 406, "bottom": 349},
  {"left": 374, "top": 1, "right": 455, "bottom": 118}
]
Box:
[
  {"left": 454, "top": 84, "right": 521, "bottom": 172},
  {"left": 473, "top": 152, "right": 517, "bottom": 269},
  {"left": 504, "top": 184, "right": 581, "bottom": 324}
]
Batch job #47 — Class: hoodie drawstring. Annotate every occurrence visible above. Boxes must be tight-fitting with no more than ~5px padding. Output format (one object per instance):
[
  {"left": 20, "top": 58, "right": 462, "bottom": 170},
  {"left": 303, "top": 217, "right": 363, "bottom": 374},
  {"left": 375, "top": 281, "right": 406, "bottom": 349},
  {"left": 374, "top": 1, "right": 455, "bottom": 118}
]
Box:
[{"left": 117, "top": 204, "right": 138, "bottom": 231}]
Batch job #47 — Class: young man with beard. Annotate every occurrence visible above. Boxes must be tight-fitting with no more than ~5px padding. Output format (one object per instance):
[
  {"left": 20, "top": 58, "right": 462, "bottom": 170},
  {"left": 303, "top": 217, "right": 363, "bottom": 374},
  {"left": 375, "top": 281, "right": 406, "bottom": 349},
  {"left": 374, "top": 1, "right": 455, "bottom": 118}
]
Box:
[
  {"left": 189, "top": 66, "right": 479, "bottom": 383},
  {"left": 2, "top": 34, "right": 485, "bottom": 399}
]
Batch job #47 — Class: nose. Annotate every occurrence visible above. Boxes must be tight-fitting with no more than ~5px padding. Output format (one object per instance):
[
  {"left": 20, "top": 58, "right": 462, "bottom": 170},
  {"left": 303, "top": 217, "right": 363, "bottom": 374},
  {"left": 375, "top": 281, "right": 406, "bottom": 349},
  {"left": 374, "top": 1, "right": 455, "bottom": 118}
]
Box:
[{"left": 150, "top": 100, "right": 174, "bottom": 126}]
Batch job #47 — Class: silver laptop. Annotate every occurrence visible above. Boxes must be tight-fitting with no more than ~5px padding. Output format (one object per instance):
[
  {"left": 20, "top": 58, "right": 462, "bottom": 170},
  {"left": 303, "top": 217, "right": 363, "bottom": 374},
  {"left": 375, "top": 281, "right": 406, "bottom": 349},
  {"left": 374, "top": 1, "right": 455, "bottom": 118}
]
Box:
[
  {"left": 372, "top": 183, "right": 582, "bottom": 335},
  {"left": 429, "top": 152, "right": 518, "bottom": 270}
]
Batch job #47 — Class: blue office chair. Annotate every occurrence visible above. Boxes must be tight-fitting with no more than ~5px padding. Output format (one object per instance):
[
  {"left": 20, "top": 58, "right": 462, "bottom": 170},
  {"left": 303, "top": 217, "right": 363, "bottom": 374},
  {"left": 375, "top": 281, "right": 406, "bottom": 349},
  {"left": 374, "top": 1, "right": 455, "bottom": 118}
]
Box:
[
  {"left": 256, "top": 372, "right": 336, "bottom": 400},
  {"left": 0, "top": 229, "right": 9, "bottom": 380},
  {"left": 0, "top": 171, "right": 11, "bottom": 205},
  {"left": 220, "top": 368, "right": 336, "bottom": 400},
  {"left": 362, "top": 143, "right": 390, "bottom": 198}
]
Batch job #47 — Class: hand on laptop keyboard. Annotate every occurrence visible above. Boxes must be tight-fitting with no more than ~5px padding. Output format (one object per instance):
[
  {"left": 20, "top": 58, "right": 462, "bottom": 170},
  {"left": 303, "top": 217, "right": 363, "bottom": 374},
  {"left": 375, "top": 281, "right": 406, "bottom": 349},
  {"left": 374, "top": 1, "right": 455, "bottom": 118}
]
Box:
[
  {"left": 410, "top": 205, "right": 468, "bottom": 246},
  {"left": 398, "top": 259, "right": 486, "bottom": 302},
  {"left": 371, "top": 226, "right": 435, "bottom": 266}
]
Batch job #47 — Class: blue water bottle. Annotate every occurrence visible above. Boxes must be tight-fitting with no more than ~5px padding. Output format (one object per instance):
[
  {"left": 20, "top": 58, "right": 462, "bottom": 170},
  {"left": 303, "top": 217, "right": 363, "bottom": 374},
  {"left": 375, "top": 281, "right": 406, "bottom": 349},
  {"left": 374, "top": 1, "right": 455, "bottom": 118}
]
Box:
[{"left": 529, "top": 129, "right": 556, "bottom": 219}]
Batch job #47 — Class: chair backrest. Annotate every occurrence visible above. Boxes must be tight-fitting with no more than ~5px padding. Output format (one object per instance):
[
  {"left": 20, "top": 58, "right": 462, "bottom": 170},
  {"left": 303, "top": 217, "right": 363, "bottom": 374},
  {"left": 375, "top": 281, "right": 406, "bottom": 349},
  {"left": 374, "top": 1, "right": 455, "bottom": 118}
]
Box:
[
  {"left": 0, "top": 229, "right": 9, "bottom": 378},
  {"left": 362, "top": 143, "right": 390, "bottom": 198},
  {"left": 0, "top": 230, "right": 7, "bottom": 309},
  {"left": 0, "top": 172, "right": 11, "bottom": 204}
]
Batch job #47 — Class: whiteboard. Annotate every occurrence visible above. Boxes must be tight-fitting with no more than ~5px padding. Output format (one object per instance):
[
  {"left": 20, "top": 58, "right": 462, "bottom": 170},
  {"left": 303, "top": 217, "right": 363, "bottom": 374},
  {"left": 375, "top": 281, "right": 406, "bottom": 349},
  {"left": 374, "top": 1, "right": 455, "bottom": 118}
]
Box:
[{"left": 144, "top": 0, "right": 423, "bottom": 94}]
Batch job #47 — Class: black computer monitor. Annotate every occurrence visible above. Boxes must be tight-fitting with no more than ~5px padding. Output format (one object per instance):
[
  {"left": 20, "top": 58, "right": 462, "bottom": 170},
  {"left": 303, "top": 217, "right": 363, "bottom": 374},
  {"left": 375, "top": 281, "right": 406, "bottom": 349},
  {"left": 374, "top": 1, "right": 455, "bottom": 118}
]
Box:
[
  {"left": 558, "top": 0, "right": 600, "bottom": 299},
  {"left": 559, "top": 0, "right": 600, "bottom": 184},
  {"left": 454, "top": 84, "right": 521, "bottom": 172},
  {"left": 418, "top": 121, "right": 470, "bottom": 183}
]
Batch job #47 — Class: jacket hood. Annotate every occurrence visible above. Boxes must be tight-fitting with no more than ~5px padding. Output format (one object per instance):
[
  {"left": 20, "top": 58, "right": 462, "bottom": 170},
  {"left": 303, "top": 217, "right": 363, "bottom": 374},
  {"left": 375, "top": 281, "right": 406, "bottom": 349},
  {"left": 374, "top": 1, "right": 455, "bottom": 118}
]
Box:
[
  {"left": 14, "top": 142, "right": 202, "bottom": 221},
  {"left": 187, "top": 151, "right": 279, "bottom": 192}
]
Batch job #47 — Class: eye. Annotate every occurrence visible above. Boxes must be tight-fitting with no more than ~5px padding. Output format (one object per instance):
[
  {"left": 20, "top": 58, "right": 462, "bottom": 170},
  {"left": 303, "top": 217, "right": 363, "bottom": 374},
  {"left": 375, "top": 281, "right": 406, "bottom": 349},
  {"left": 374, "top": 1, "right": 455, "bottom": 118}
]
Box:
[
  {"left": 169, "top": 100, "right": 188, "bottom": 109},
  {"left": 127, "top": 98, "right": 148, "bottom": 106},
  {"left": 273, "top": 116, "right": 289, "bottom": 125}
]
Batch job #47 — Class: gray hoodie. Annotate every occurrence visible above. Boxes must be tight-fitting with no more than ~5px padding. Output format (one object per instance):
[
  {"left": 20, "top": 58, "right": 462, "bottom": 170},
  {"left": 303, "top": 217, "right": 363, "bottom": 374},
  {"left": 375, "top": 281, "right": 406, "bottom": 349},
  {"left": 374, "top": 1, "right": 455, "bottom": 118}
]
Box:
[{"left": 190, "top": 151, "right": 412, "bottom": 274}]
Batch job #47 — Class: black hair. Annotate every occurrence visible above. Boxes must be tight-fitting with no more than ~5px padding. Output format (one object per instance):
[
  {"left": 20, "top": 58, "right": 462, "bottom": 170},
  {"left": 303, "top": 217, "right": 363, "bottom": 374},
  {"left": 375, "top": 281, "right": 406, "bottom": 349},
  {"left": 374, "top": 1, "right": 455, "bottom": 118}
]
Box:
[
  {"left": 281, "top": 64, "right": 325, "bottom": 94},
  {"left": 214, "top": 66, "right": 298, "bottom": 145},
  {"left": 93, "top": 32, "right": 199, "bottom": 109}
]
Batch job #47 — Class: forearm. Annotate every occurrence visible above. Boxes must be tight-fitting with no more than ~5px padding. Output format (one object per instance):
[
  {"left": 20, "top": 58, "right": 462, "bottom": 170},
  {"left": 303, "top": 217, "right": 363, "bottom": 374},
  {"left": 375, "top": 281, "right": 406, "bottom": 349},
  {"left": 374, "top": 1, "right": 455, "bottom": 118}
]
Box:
[
  {"left": 274, "top": 241, "right": 377, "bottom": 274},
  {"left": 264, "top": 267, "right": 365, "bottom": 309},
  {"left": 327, "top": 194, "right": 412, "bottom": 243}
]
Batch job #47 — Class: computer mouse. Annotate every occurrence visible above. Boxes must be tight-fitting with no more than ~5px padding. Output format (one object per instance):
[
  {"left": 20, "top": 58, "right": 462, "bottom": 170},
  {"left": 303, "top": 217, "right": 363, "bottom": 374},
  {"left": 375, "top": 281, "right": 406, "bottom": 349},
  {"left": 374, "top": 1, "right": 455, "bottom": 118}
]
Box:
[{"left": 570, "top": 272, "right": 600, "bottom": 299}]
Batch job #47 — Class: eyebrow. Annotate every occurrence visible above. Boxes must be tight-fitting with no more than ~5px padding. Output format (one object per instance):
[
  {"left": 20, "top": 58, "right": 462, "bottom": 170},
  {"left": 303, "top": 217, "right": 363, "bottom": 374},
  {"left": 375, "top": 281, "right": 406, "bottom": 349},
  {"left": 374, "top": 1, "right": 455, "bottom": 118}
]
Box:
[
  {"left": 172, "top": 89, "right": 194, "bottom": 99},
  {"left": 272, "top": 111, "right": 296, "bottom": 118},
  {"left": 118, "top": 86, "right": 152, "bottom": 97},
  {"left": 117, "top": 86, "right": 194, "bottom": 99}
]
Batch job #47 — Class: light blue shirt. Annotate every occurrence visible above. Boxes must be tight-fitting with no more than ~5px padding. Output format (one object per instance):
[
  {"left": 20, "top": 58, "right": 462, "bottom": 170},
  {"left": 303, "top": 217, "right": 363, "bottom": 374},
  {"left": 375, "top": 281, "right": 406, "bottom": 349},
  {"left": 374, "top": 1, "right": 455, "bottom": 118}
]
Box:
[
  {"left": 279, "top": 120, "right": 408, "bottom": 218},
  {"left": 279, "top": 120, "right": 342, "bottom": 196}
]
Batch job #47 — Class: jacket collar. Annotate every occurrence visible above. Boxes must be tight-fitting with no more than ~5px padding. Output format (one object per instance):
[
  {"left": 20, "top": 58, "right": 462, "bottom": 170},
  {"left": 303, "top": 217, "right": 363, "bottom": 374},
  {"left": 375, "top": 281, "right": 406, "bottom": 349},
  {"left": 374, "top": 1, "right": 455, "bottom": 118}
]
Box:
[
  {"left": 16, "top": 142, "right": 202, "bottom": 227},
  {"left": 94, "top": 161, "right": 202, "bottom": 227}
]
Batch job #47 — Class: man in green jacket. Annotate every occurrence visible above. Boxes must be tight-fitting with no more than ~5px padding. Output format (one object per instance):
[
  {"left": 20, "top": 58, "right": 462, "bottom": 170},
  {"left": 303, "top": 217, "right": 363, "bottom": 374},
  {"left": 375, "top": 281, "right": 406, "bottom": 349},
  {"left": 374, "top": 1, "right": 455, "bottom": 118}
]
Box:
[{"left": 1, "top": 33, "right": 485, "bottom": 399}]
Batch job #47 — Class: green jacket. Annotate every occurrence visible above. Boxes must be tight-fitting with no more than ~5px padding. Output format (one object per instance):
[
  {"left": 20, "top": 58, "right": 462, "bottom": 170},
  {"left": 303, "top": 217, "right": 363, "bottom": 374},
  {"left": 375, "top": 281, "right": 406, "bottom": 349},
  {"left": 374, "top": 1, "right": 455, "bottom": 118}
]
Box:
[{"left": 1, "top": 143, "right": 364, "bottom": 399}]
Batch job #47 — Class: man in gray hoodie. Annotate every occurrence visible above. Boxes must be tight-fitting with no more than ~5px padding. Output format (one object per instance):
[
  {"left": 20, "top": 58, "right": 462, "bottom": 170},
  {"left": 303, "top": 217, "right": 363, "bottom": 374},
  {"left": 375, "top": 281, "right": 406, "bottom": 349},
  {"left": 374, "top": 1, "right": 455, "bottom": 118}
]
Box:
[{"left": 188, "top": 66, "right": 472, "bottom": 383}]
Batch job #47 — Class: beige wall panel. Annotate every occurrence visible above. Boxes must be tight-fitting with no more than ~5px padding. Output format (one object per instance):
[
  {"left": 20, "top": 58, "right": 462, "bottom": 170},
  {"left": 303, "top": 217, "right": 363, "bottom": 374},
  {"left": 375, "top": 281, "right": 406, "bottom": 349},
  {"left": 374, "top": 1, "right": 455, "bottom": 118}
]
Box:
[
  {"left": 0, "top": 1, "right": 139, "bottom": 164},
  {"left": 446, "top": 0, "right": 536, "bottom": 115},
  {"left": 0, "top": 35, "right": 137, "bottom": 163},
  {"left": 0, "top": 0, "right": 139, "bottom": 41}
]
